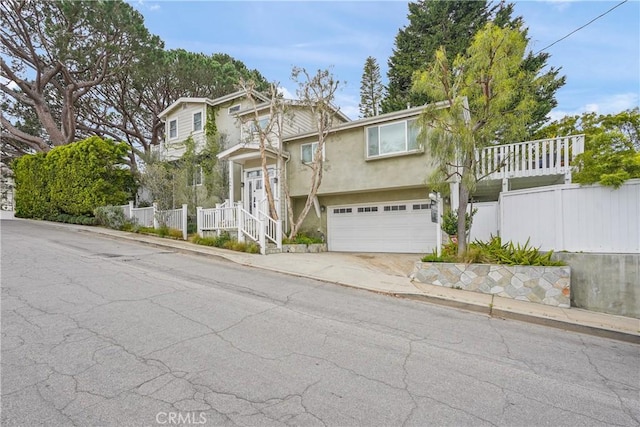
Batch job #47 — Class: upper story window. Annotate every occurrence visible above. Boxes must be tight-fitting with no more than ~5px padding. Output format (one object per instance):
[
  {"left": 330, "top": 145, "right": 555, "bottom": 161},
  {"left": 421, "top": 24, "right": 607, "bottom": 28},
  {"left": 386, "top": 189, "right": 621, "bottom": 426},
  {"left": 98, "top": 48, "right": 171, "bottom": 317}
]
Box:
[
  {"left": 228, "top": 104, "right": 241, "bottom": 115},
  {"left": 301, "top": 142, "right": 323, "bottom": 164},
  {"left": 193, "top": 111, "right": 203, "bottom": 132},
  {"left": 366, "top": 118, "right": 420, "bottom": 159},
  {"left": 169, "top": 119, "right": 177, "bottom": 140},
  {"left": 251, "top": 116, "right": 270, "bottom": 133},
  {"left": 242, "top": 115, "right": 270, "bottom": 141}
]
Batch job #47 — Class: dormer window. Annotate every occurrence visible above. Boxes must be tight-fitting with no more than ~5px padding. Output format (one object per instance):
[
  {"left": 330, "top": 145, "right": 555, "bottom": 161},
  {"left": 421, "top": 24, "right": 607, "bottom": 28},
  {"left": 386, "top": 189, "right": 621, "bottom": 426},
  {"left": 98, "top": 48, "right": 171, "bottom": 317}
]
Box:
[
  {"left": 193, "top": 111, "right": 202, "bottom": 132},
  {"left": 169, "top": 119, "right": 177, "bottom": 140}
]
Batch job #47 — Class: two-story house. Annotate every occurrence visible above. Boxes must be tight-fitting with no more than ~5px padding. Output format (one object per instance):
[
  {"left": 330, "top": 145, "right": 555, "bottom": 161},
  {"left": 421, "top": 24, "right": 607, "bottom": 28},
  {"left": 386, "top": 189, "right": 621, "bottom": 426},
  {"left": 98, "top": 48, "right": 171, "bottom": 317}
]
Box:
[{"left": 158, "top": 90, "right": 583, "bottom": 254}]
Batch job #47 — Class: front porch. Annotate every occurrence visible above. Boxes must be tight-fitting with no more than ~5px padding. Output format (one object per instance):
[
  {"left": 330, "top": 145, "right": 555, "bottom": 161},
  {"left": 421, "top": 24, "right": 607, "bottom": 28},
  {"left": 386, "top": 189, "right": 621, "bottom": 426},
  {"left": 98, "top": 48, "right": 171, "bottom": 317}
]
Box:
[{"left": 198, "top": 142, "right": 286, "bottom": 254}]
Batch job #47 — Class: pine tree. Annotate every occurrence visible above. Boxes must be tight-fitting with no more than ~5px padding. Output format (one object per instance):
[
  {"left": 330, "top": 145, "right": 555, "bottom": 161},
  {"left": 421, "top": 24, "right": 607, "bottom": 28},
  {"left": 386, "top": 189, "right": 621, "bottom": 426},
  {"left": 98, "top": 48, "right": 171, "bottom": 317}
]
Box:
[
  {"left": 383, "top": 0, "right": 491, "bottom": 113},
  {"left": 359, "top": 56, "right": 384, "bottom": 118}
]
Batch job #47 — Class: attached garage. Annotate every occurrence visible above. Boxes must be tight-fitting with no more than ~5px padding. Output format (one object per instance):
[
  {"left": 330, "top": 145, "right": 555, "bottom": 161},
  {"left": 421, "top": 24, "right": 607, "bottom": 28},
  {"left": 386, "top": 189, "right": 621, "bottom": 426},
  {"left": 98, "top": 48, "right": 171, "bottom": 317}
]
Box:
[{"left": 327, "top": 200, "right": 438, "bottom": 253}]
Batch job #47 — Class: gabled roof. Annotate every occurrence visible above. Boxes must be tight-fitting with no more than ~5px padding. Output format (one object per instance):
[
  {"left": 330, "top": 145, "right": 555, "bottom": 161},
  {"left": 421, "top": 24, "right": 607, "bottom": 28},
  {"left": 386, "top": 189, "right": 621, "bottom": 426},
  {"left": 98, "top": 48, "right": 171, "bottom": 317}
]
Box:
[
  {"left": 235, "top": 99, "right": 351, "bottom": 124},
  {"left": 158, "top": 90, "right": 270, "bottom": 119},
  {"left": 217, "top": 142, "right": 288, "bottom": 163}
]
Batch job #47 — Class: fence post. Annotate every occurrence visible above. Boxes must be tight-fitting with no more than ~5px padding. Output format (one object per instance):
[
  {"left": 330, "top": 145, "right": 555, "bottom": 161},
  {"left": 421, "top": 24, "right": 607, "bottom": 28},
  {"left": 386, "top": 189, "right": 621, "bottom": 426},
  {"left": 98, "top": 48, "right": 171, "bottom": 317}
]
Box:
[
  {"left": 236, "top": 204, "right": 245, "bottom": 242},
  {"left": 276, "top": 219, "right": 282, "bottom": 250},
  {"left": 128, "top": 201, "right": 134, "bottom": 220},
  {"left": 153, "top": 202, "right": 159, "bottom": 229},
  {"left": 182, "top": 204, "right": 188, "bottom": 240},
  {"left": 196, "top": 206, "right": 202, "bottom": 237}
]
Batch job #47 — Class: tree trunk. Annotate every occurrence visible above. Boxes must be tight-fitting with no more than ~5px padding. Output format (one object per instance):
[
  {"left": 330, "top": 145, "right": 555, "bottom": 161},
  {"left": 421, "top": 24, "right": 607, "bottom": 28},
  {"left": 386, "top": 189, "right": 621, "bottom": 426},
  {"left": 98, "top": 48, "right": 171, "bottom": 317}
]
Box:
[{"left": 456, "top": 184, "right": 470, "bottom": 256}]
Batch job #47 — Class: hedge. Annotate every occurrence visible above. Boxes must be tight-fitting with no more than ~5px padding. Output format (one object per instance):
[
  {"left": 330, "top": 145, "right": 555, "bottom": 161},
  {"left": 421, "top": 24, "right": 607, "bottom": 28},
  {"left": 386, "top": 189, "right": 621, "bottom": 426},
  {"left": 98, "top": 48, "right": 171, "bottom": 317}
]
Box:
[{"left": 13, "top": 136, "right": 135, "bottom": 218}]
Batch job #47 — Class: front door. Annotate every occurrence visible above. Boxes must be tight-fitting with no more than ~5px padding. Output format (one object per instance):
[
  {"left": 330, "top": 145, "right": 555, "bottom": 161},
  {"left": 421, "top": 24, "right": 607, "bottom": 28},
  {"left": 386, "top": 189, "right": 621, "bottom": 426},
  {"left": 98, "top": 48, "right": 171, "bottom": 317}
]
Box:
[
  {"left": 244, "top": 168, "right": 279, "bottom": 216},
  {"left": 244, "top": 169, "right": 263, "bottom": 215}
]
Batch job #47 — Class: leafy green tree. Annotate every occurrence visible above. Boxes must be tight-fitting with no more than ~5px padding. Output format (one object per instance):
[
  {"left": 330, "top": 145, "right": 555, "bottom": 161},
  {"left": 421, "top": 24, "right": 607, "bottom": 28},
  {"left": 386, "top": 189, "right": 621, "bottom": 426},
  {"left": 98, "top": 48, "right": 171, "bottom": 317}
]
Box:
[
  {"left": 79, "top": 49, "right": 268, "bottom": 162},
  {"left": 384, "top": 0, "right": 492, "bottom": 113},
  {"left": 534, "top": 108, "right": 640, "bottom": 187},
  {"left": 359, "top": 56, "right": 385, "bottom": 118},
  {"left": 384, "top": 1, "right": 564, "bottom": 136},
  {"left": 413, "top": 23, "right": 537, "bottom": 255}
]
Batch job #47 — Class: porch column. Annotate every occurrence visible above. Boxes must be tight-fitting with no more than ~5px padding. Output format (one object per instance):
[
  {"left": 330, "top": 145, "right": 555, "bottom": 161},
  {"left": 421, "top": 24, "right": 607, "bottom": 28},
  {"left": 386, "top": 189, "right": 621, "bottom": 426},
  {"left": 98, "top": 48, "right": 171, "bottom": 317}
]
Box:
[{"left": 228, "top": 161, "right": 235, "bottom": 205}]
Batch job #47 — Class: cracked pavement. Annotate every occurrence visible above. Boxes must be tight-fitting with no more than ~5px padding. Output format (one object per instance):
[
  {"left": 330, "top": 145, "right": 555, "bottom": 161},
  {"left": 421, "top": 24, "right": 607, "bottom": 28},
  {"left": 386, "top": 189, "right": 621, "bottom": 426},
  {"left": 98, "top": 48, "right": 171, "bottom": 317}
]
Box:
[{"left": 2, "top": 219, "right": 639, "bottom": 426}]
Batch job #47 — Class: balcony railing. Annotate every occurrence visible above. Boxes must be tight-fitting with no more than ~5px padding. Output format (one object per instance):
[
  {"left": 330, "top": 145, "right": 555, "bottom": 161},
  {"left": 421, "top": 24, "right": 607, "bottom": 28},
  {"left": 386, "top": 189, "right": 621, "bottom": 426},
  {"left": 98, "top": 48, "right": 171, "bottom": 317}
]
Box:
[{"left": 476, "top": 135, "right": 585, "bottom": 180}]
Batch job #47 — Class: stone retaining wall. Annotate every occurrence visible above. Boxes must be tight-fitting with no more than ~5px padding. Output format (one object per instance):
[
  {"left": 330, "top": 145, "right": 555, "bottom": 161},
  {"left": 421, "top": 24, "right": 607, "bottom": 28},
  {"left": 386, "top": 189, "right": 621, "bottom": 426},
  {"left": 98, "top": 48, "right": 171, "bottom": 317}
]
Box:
[
  {"left": 411, "top": 262, "right": 571, "bottom": 308},
  {"left": 282, "top": 243, "right": 327, "bottom": 253}
]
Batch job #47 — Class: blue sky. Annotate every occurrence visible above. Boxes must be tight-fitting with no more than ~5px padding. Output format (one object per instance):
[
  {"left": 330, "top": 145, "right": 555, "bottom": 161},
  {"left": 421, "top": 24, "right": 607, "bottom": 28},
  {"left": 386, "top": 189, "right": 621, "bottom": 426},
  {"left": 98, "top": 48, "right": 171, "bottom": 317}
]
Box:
[{"left": 131, "top": 0, "right": 640, "bottom": 122}]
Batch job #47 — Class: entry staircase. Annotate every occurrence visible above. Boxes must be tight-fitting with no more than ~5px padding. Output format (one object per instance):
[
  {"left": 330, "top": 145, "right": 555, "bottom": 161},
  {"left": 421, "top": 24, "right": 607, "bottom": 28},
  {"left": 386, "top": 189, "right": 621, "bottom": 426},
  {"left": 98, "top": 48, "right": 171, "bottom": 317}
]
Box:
[{"left": 196, "top": 200, "right": 282, "bottom": 255}]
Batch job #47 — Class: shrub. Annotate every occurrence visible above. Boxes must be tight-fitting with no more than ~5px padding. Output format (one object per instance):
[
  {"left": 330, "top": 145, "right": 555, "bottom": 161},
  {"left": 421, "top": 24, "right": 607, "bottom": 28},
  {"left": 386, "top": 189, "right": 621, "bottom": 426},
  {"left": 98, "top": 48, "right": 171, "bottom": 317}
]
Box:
[
  {"left": 45, "top": 213, "right": 97, "bottom": 226},
  {"left": 283, "top": 233, "right": 323, "bottom": 245},
  {"left": 12, "top": 137, "right": 135, "bottom": 219},
  {"left": 422, "top": 236, "right": 564, "bottom": 266},
  {"left": 441, "top": 208, "right": 476, "bottom": 236},
  {"left": 12, "top": 153, "right": 53, "bottom": 219},
  {"left": 191, "top": 232, "right": 259, "bottom": 253},
  {"left": 94, "top": 205, "right": 129, "bottom": 230}
]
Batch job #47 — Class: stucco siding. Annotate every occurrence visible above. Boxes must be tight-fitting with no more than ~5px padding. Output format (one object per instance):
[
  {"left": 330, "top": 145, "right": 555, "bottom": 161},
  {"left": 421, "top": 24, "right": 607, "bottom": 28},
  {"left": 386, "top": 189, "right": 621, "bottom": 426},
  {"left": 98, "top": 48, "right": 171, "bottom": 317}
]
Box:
[{"left": 286, "top": 124, "right": 434, "bottom": 197}]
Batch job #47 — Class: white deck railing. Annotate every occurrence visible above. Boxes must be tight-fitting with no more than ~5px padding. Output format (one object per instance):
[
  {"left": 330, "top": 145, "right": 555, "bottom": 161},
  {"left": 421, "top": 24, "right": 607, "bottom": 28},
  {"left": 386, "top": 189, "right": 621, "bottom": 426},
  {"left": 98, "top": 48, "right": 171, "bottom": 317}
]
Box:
[{"left": 476, "top": 135, "right": 585, "bottom": 180}]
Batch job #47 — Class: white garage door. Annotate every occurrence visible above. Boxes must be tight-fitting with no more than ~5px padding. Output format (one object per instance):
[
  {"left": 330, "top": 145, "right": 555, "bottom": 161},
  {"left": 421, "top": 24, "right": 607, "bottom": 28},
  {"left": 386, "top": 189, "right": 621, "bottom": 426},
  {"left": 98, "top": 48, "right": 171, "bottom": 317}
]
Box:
[{"left": 327, "top": 200, "right": 437, "bottom": 253}]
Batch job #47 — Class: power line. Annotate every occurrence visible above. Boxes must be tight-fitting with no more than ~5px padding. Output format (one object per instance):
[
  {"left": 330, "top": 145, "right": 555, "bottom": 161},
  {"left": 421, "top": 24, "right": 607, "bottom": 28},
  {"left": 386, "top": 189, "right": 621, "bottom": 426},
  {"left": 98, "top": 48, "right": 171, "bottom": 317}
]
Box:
[{"left": 534, "top": 0, "right": 629, "bottom": 55}]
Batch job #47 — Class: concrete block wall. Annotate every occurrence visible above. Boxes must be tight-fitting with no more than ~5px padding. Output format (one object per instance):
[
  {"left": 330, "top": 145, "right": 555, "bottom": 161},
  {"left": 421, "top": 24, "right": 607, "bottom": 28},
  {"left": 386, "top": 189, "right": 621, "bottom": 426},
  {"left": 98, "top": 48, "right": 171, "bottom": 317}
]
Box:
[{"left": 553, "top": 252, "right": 639, "bottom": 319}]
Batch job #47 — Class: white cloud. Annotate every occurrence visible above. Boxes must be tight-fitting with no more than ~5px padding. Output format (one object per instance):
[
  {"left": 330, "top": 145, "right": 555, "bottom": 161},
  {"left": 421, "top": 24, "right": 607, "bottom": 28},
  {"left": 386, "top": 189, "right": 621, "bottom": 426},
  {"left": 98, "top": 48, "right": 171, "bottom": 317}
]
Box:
[
  {"left": 544, "top": 0, "right": 578, "bottom": 12},
  {"left": 339, "top": 104, "right": 360, "bottom": 121},
  {"left": 550, "top": 92, "right": 639, "bottom": 121},
  {"left": 278, "top": 86, "right": 295, "bottom": 100}
]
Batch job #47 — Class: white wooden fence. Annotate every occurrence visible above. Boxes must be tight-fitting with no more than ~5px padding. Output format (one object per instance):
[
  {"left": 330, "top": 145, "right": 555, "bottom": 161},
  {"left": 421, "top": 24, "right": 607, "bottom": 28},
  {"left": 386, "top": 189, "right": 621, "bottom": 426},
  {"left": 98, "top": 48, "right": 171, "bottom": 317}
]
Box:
[
  {"left": 471, "top": 180, "right": 640, "bottom": 253},
  {"left": 120, "top": 201, "right": 188, "bottom": 240}
]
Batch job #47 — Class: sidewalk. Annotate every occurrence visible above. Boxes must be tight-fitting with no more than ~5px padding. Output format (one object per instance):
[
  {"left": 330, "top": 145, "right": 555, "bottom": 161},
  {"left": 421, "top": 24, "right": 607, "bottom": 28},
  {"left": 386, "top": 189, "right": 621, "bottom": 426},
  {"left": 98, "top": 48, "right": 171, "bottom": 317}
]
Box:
[{"left": 5, "top": 215, "right": 639, "bottom": 343}]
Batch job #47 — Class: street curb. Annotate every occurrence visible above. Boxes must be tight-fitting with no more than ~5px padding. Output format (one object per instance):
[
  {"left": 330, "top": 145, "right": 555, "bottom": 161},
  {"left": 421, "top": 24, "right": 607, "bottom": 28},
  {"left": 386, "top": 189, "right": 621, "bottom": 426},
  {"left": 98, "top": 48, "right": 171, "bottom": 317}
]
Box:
[
  {"left": 394, "top": 293, "right": 640, "bottom": 344},
  {"left": 22, "top": 219, "right": 640, "bottom": 344}
]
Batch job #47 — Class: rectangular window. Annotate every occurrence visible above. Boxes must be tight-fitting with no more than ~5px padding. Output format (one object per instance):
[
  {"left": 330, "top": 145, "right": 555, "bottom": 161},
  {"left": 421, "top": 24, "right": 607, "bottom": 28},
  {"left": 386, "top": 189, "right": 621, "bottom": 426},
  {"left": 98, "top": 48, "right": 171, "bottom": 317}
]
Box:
[
  {"left": 193, "top": 112, "right": 202, "bottom": 132},
  {"left": 357, "top": 206, "right": 379, "bottom": 213},
  {"left": 301, "top": 142, "right": 323, "bottom": 164},
  {"left": 333, "top": 208, "right": 352, "bottom": 214},
  {"left": 383, "top": 204, "right": 407, "bottom": 212},
  {"left": 169, "top": 119, "right": 177, "bottom": 139},
  {"left": 412, "top": 203, "right": 430, "bottom": 210},
  {"left": 228, "top": 104, "right": 241, "bottom": 115},
  {"left": 366, "top": 118, "right": 420, "bottom": 158},
  {"left": 191, "top": 166, "right": 203, "bottom": 187}
]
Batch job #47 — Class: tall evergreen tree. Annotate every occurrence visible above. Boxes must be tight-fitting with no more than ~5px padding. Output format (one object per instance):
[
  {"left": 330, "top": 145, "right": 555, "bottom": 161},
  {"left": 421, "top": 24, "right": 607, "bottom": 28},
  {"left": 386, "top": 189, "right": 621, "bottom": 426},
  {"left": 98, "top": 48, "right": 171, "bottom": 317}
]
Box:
[
  {"left": 359, "top": 56, "right": 384, "bottom": 118},
  {"left": 383, "top": 0, "right": 491, "bottom": 113}
]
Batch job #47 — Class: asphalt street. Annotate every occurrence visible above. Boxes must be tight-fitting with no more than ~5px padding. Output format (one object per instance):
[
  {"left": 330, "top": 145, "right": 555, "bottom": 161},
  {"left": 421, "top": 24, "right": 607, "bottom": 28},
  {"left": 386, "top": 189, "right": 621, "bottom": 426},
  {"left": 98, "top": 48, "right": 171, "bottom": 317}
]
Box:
[{"left": 2, "top": 219, "right": 639, "bottom": 426}]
